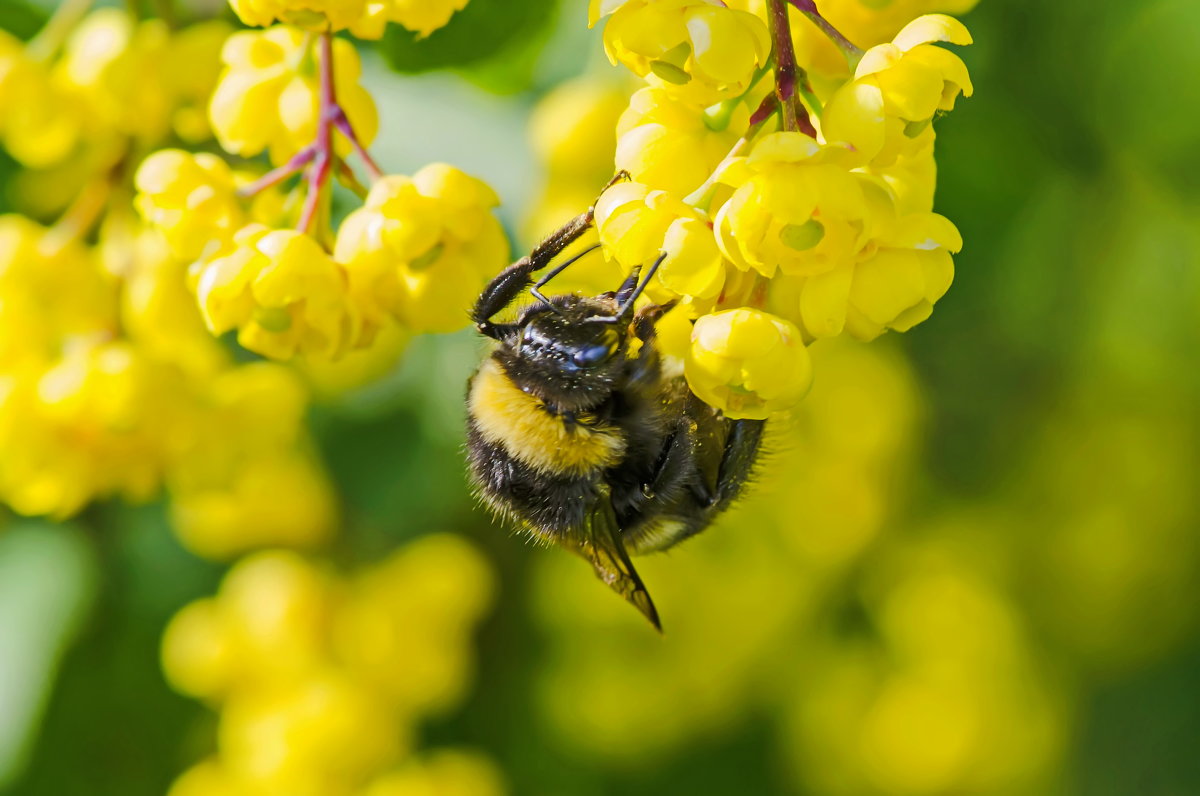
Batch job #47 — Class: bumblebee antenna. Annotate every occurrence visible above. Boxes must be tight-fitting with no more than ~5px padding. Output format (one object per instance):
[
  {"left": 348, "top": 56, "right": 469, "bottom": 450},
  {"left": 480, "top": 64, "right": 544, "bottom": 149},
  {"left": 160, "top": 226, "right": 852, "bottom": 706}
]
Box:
[
  {"left": 529, "top": 242, "right": 603, "bottom": 309},
  {"left": 587, "top": 251, "right": 667, "bottom": 324}
]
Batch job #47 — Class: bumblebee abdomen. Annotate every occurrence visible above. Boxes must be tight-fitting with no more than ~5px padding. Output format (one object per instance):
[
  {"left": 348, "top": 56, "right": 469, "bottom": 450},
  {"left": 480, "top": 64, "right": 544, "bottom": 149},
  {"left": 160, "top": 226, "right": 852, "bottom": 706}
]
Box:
[
  {"left": 468, "top": 358, "right": 626, "bottom": 476},
  {"left": 465, "top": 423, "right": 598, "bottom": 537}
]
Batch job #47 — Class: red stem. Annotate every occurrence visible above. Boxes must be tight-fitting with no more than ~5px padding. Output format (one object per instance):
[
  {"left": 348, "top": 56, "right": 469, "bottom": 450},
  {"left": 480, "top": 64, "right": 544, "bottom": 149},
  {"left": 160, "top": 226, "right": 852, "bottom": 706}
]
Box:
[
  {"left": 786, "top": 0, "right": 864, "bottom": 62},
  {"left": 292, "top": 33, "right": 385, "bottom": 234},
  {"left": 767, "top": 0, "right": 798, "bottom": 132},
  {"left": 238, "top": 145, "right": 315, "bottom": 197},
  {"left": 333, "top": 110, "right": 384, "bottom": 181},
  {"left": 298, "top": 33, "right": 336, "bottom": 234}
]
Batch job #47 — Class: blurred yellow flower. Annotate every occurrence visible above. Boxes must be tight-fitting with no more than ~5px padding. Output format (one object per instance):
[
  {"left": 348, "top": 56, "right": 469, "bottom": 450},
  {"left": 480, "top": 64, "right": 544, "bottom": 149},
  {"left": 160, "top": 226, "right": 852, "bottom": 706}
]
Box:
[
  {"left": 0, "top": 31, "right": 81, "bottom": 168},
  {"left": 134, "top": 150, "right": 245, "bottom": 262},
  {"left": 352, "top": 0, "right": 473, "bottom": 39},
  {"left": 163, "top": 538, "right": 497, "bottom": 794}
]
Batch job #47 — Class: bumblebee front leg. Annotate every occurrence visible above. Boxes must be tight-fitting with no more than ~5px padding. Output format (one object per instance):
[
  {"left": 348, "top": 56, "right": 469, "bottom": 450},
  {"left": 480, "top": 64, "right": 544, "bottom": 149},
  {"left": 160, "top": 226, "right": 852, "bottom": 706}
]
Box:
[
  {"left": 472, "top": 171, "right": 630, "bottom": 340},
  {"left": 471, "top": 210, "right": 592, "bottom": 339}
]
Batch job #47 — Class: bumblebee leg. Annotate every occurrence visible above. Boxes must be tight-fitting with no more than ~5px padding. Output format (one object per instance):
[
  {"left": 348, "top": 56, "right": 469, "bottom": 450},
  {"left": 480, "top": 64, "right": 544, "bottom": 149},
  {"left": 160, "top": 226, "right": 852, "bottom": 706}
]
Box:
[
  {"left": 472, "top": 210, "right": 592, "bottom": 338},
  {"left": 472, "top": 171, "right": 630, "bottom": 339},
  {"left": 624, "top": 301, "right": 677, "bottom": 392},
  {"left": 710, "top": 419, "right": 765, "bottom": 511},
  {"left": 631, "top": 300, "right": 678, "bottom": 341},
  {"left": 530, "top": 243, "right": 602, "bottom": 306}
]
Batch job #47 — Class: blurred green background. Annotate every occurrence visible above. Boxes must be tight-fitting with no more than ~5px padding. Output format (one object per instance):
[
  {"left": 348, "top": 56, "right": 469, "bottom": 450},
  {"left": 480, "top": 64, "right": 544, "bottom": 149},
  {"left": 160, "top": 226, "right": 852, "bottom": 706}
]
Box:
[{"left": 2, "top": 0, "right": 1199, "bottom": 793}]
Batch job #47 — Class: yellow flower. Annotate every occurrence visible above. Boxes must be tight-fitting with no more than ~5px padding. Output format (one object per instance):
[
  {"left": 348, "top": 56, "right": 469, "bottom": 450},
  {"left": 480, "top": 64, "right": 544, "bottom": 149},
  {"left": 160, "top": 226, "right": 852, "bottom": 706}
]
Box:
[
  {"left": 162, "top": 540, "right": 499, "bottom": 794},
  {"left": 714, "top": 132, "right": 878, "bottom": 278},
  {"left": 196, "top": 225, "right": 359, "bottom": 360},
  {"left": 729, "top": 0, "right": 979, "bottom": 78},
  {"left": 0, "top": 341, "right": 189, "bottom": 518},
  {"left": 364, "top": 750, "right": 507, "bottom": 796},
  {"left": 170, "top": 451, "right": 338, "bottom": 560},
  {"left": 594, "top": 0, "right": 770, "bottom": 104},
  {"left": 615, "top": 86, "right": 748, "bottom": 197},
  {"left": 334, "top": 164, "right": 509, "bottom": 335},
  {"left": 0, "top": 32, "right": 82, "bottom": 168},
  {"left": 228, "top": 0, "right": 368, "bottom": 32},
  {"left": 765, "top": 193, "right": 961, "bottom": 341},
  {"left": 164, "top": 21, "right": 235, "bottom": 143},
  {"left": 333, "top": 534, "right": 494, "bottom": 713},
  {"left": 351, "top": 0, "right": 472, "bottom": 39},
  {"left": 297, "top": 321, "right": 410, "bottom": 397},
  {"left": 685, "top": 308, "right": 813, "bottom": 418},
  {"left": 0, "top": 215, "right": 116, "bottom": 370},
  {"left": 220, "top": 671, "right": 405, "bottom": 785},
  {"left": 209, "top": 27, "right": 378, "bottom": 166},
  {"left": 530, "top": 77, "right": 628, "bottom": 182},
  {"left": 120, "top": 227, "right": 230, "bottom": 376},
  {"left": 843, "top": 211, "right": 961, "bottom": 340},
  {"left": 55, "top": 9, "right": 173, "bottom": 143},
  {"left": 593, "top": 181, "right": 727, "bottom": 300},
  {"left": 135, "top": 150, "right": 246, "bottom": 262},
  {"left": 822, "top": 14, "right": 973, "bottom": 167}
]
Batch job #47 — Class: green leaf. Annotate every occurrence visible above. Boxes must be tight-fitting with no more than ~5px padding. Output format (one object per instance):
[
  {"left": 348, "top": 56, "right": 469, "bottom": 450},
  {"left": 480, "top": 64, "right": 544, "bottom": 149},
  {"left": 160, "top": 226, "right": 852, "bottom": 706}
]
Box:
[
  {"left": 0, "top": 522, "right": 98, "bottom": 788},
  {"left": 378, "top": 0, "right": 560, "bottom": 77},
  {"left": 0, "top": 0, "right": 46, "bottom": 40}
]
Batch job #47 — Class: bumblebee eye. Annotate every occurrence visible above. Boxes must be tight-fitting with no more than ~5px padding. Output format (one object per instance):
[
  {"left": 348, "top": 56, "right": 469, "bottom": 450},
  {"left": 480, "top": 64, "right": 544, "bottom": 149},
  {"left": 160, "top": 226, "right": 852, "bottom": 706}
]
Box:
[{"left": 572, "top": 343, "right": 613, "bottom": 368}]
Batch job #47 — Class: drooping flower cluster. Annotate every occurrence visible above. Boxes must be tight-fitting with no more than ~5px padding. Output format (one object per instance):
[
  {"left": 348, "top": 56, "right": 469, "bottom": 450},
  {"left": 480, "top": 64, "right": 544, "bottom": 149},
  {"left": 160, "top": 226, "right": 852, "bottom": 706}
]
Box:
[
  {"left": 133, "top": 17, "right": 509, "bottom": 361},
  {"left": 0, "top": 0, "right": 506, "bottom": 540},
  {"left": 571, "top": 1, "right": 974, "bottom": 417},
  {"left": 580, "top": 0, "right": 975, "bottom": 418},
  {"left": 0, "top": 10, "right": 336, "bottom": 551},
  {"left": 161, "top": 537, "right": 504, "bottom": 795}
]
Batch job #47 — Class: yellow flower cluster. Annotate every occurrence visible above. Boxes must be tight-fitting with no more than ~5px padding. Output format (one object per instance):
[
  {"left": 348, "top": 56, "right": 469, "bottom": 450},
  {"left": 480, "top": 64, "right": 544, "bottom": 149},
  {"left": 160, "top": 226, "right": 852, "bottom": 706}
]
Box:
[
  {"left": 228, "top": 0, "right": 471, "bottom": 38},
  {"left": 162, "top": 538, "right": 503, "bottom": 795},
  {"left": 585, "top": 3, "right": 974, "bottom": 417},
  {"left": 135, "top": 150, "right": 508, "bottom": 358},
  {"left": 335, "top": 165, "right": 510, "bottom": 335},
  {"left": 0, "top": 213, "right": 335, "bottom": 555},
  {"left": 0, "top": 0, "right": 508, "bottom": 537},
  {"left": 210, "top": 27, "right": 378, "bottom": 166}
]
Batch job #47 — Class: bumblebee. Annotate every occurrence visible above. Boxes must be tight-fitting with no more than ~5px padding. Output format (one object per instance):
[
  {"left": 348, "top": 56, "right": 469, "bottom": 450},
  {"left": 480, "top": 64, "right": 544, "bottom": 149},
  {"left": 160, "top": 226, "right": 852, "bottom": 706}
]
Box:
[{"left": 466, "top": 195, "right": 764, "bottom": 631}]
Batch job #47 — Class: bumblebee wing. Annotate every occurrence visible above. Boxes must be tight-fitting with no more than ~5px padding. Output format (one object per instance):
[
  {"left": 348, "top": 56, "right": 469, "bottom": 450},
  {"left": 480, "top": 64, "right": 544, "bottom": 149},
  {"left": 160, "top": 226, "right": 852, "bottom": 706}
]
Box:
[{"left": 575, "top": 495, "right": 662, "bottom": 633}]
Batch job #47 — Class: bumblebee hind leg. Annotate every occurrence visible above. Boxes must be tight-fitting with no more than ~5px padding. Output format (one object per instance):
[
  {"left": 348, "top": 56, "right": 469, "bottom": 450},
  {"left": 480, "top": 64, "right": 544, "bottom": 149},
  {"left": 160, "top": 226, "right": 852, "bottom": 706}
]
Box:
[
  {"left": 707, "top": 418, "right": 765, "bottom": 513},
  {"left": 621, "top": 415, "right": 764, "bottom": 554}
]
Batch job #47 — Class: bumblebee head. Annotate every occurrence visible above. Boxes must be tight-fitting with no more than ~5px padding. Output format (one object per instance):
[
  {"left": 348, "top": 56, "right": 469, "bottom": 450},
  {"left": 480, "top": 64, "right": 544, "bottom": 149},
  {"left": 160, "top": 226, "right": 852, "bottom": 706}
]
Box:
[{"left": 497, "top": 295, "right": 629, "bottom": 412}]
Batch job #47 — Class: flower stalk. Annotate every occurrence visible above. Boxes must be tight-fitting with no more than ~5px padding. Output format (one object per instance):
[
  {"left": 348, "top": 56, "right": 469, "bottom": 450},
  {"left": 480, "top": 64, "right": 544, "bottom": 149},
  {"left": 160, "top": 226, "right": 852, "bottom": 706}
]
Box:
[
  {"left": 236, "top": 32, "right": 384, "bottom": 234},
  {"left": 786, "top": 0, "right": 864, "bottom": 66},
  {"left": 767, "top": 0, "right": 798, "bottom": 133},
  {"left": 767, "top": 0, "right": 818, "bottom": 137}
]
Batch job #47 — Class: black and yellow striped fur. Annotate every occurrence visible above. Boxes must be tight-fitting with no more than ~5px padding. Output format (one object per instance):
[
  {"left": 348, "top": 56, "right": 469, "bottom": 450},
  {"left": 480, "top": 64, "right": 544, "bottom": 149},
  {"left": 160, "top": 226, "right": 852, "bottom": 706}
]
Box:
[{"left": 466, "top": 205, "right": 763, "bottom": 631}]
